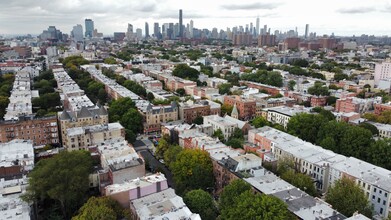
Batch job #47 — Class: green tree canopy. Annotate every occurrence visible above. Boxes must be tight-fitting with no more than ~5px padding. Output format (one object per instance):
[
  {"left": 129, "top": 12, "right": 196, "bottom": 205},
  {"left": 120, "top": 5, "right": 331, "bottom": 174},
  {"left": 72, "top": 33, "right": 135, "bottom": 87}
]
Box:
[
  {"left": 108, "top": 98, "right": 136, "bottom": 122},
  {"left": 252, "top": 116, "right": 270, "bottom": 128},
  {"left": 164, "top": 144, "right": 183, "bottom": 169},
  {"left": 183, "top": 190, "right": 218, "bottom": 220},
  {"left": 23, "top": 151, "right": 93, "bottom": 219},
  {"left": 72, "top": 196, "right": 131, "bottom": 220},
  {"left": 308, "top": 81, "right": 330, "bottom": 96},
  {"left": 172, "top": 64, "right": 200, "bottom": 81},
  {"left": 241, "top": 70, "right": 283, "bottom": 87},
  {"left": 287, "top": 113, "right": 328, "bottom": 143},
  {"left": 326, "top": 178, "right": 372, "bottom": 218},
  {"left": 288, "top": 80, "right": 296, "bottom": 91},
  {"left": 219, "top": 179, "right": 251, "bottom": 211},
  {"left": 281, "top": 170, "right": 317, "bottom": 196},
  {"left": 218, "top": 83, "right": 232, "bottom": 95},
  {"left": 221, "top": 191, "right": 289, "bottom": 220},
  {"left": 212, "top": 128, "right": 224, "bottom": 142},
  {"left": 171, "top": 149, "right": 214, "bottom": 195}
]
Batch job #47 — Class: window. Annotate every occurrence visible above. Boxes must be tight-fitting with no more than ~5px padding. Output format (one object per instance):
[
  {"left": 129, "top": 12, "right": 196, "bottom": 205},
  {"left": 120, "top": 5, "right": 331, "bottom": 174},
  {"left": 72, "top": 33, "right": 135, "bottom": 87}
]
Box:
[
  {"left": 383, "top": 200, "right": 386, "bottom": 205},
  {"left": 378, "top": 198, "right": 381, "bottom": 203},
  {"left": 374, "top": 188, "right": 377, "bottom": 193},
  {"left": 380, "top": 208, "right": 383, "bottom": 214},
  {"left": 372, "top": 195, "right": 375, "bottom": 200}
]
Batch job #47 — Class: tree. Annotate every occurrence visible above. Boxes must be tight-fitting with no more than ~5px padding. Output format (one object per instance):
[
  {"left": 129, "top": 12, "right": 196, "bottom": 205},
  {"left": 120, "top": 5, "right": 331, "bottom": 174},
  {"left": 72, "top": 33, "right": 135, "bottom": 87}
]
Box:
[
  {"left": 193, "top": 116, "right": 203, "bottom": 125},
  {"left": 23, "top": 151, "right": 93, "bottom": 219},
  {"left": 103, "top": 57, "right": 118, "bottom": 64},
  {"left": 108, "top": 98, "right": 135, "bottom": 122},
  {"left": 291, "top": 58, "right": 309, "bottom": 67},
  {"left": 171, "top": 149, "right": 214, "bottom": 195},
  {"left": 219, "top": 179, "right": 251, "bottom": 211},
  {"left": 287, "top": 113, "right": 328, "bottom": 143},
  {"left": 155, "top": 136, "right": 170, "bottom": 159},
  {"left": 72, "top": 196, "right": 131, "bottom": 220},
  {"left": 359, "top": 122, "right": 379, "bottom": 136},
  {"left": 326, "top": 178, "right": 372, "bottom": 218},
  {"left": 183, "top": 190, "right": 218, "bottom": 220},
  {"left": 221, "top": 104, "right": 233, "bottom": 116},
  {"left": 163, "top": 145, "right": 183, "bottom": 169},
  {"left": 212, "top": 128, "right": 224, "bottom": 142},
  {"left": 125, "top": 129, "right": 136, "bottom": 144},
  {"left": 308, "top": 81, "right": 330, "bottom": 96},
  {"left": 252, "top": 116, "right": 270, "bottom": 128},
  {"left": 220, "top": 191, "right": 289, "bottom": 220},
  {"left": 147, "top": 92, "right": 155, "bottom": 101},
  {"left": 326, "top": 96, "right": 338, "bottom": 105},
  {"left": 176, "top": 88, "right": 186, "bottom": 96},
  {"left": 225, "top": 138, "right": 243, "bottom": 149},
  {"left": 281, "top": 170, "right": 317, "bottom": 196},
  {"left": 218, "top": 83, "right": 232, "bottom": 95},
  {"left": 172, "top": 64, "right": 200, "bottom": 81},
  {"left": 368, "top": 139, "right": 391, "bottom": 170},
  {"left": 0, "top": 96, "right": 10, "bottom": 118},
  {"left": 240, "top": 70, "right": 283, "bottom": 87},
  {"left": 334, "top": 73, "right": 349, "bottom": 82},
  {"left": 288, "top": 80, "right": 296, "bottom": 91},
  {"left": 119, "top": 108, "right": 143, "bottom": 134}
]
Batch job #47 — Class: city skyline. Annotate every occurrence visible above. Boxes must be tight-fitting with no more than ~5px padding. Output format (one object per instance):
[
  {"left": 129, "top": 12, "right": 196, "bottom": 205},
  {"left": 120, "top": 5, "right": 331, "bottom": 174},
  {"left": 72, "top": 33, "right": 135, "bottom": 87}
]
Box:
[{"left": 0, "top": 0, "right": 390, "bottom": 36}]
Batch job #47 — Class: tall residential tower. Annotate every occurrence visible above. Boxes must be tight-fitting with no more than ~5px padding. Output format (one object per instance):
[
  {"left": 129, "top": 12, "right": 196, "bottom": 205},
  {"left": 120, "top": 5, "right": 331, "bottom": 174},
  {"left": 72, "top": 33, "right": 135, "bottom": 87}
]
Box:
[
  {"left": 179, "top": 9, "right": 183, "bottom": 38},
  {"left": 84, "top": 19, "right": 94, "bottom": 38}
]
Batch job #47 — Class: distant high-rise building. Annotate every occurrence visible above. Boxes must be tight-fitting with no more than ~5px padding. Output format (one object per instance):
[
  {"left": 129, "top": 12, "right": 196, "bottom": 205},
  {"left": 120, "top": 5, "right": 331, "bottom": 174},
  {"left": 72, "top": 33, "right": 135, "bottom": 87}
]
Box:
[
  {"left": 126, "top": 23, "right": 133, "bottom": 40},
  {"left": 85, "top": 19, "right": 94, "bottom": 38},
  {"left": 263, "top": 25, "right": 267, "bottom": 34},
  {"left": 179, "top": 9, "right": 183, "bottom": 38},
  {"left": 189, "top": 20, "right": 194, "bottom": 38},
  {"left": 154, "top": 22, "right": 161, "bottom": 39},
  {"left": 136, "top": 28, "right": 142, "bottom": 39},
  {"left": 305, "top": 24, "right": 309, "bottom": 39},
  {"left": 256, "top": 17, "right": 260, "bottom": 36},
  {"left": 145, "top": 22, "right": 150, "bottom": 38},
  {"left": 72, "top": 24, "right": 84, "bottom": 42},
  {"left": 113, "top": 32, "right": 126, "bottom": 42},
  {"left": 250, "top": 23, "right": 253, "bottom": 35}
]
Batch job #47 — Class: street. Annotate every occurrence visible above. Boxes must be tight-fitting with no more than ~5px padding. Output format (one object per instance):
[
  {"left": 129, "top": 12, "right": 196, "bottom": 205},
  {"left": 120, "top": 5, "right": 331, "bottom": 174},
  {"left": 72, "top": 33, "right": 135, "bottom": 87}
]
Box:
[{"left": 133, "top": 138, "right": 175, "bottom": 188}]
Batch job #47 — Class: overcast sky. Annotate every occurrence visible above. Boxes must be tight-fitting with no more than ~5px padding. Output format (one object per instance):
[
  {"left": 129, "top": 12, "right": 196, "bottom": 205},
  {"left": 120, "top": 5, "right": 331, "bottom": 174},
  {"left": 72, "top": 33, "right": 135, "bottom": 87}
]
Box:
[{"left": 0, "top": 0, "right": 390, "bottom": 36}]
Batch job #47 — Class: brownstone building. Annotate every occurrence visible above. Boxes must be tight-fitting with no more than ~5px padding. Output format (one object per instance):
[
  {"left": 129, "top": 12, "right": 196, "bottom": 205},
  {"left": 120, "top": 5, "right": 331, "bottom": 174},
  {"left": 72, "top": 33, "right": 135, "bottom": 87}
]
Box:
[
  {"left": 179, "top": 101, "right": 211, "bottom": 124},
  {"left": 258, "top": 34, "right": 276, "bottom": 47},
  {"left": 224, "top": 95, "right": 256, "bottom": 120},
  {"left": 0, "top": 116, "right": 59, "bottom": 146}
]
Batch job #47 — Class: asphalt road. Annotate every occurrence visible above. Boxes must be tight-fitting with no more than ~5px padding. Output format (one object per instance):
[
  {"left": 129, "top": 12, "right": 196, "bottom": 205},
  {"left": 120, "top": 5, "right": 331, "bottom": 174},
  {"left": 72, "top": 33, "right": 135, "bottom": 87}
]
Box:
[{"left": 139, "top": 150, "right": 175, "bottom": 188}]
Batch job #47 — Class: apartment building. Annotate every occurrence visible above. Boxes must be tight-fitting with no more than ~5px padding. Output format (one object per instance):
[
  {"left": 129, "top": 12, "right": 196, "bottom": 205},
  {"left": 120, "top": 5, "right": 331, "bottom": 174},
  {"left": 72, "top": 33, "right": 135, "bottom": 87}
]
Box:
[
  {"left": 0, "top": 116, "right": 59, "bottom": 146},
  {"left": 203, "top": 115, "right": 238, "bottom": 141},
  {"left": 250, "top": 126, "right": 391, "bottom": 218},
  {"left": 4, "top": 68, "right": 37, "bottom": 121},
  {"left": 63, "top": 122, "right": 125, "bottom": 150},
  {"left": 0, "top": 139, "right": 34, "bottom": 179},
  {"left": 265, "top": 106, "right": 312, "bottom": 129},
  {"left": 224, "top": 95, "right": 256, "bottom": 120},
  {"left": 105, "top": 173, "right": 169, "bottom": 208},
  {"left": 58, "top": 105, "right": 109, "bottom": 146},
  {"left": 374, "top": 103, "right": 391, "bottom": 115},
  {"left": 143, "top": 102, "right": 178, "bottom": 134},
  {"left": 97, "top": 139, "right": 145, "bottom": 186},
  {"left": 335, "top": 97, "right": 378, "bottom": 114},
  {"left": 179, "top": 100, "right": 211, "bottom": 124}
]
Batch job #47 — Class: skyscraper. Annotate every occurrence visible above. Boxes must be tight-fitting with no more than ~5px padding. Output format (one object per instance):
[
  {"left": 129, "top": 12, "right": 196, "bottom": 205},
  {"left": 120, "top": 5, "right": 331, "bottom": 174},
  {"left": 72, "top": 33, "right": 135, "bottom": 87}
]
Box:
[
  {"left": 72, "top": 24, "right": 84, "bottom": 42},
  {"left": 256, "top": 17, "right": 260, "bottom": 36},
  {"left": 85, "top": 19, "right": 94, "bottom": 38},
  {"left": 145, "top": 22, "right": 150, "bottom": 38},
  {"left": 189, "top": 20, "right": 194, "bottom": 38},
  {"left": 154, "top": 22, "right": 161, "bottom": 39},
  {"left": 305, "top": 24, "right": 309, "bottom": 39},
  {"left": 126, "top": 23, "right": 133, "bottom": 40},
  {"left": 179, "top": 9, "right": 183, "bottom": 38}
]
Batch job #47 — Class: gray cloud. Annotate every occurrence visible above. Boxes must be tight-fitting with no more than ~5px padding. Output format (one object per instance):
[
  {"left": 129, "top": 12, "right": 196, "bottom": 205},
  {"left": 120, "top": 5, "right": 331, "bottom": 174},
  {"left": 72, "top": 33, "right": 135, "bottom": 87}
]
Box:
[
  {"left": 337, "top": 7, "right": 376, "bottom": 14},
  {"left": 221, "top": 2, "right": 279, "bottom": 10}
]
